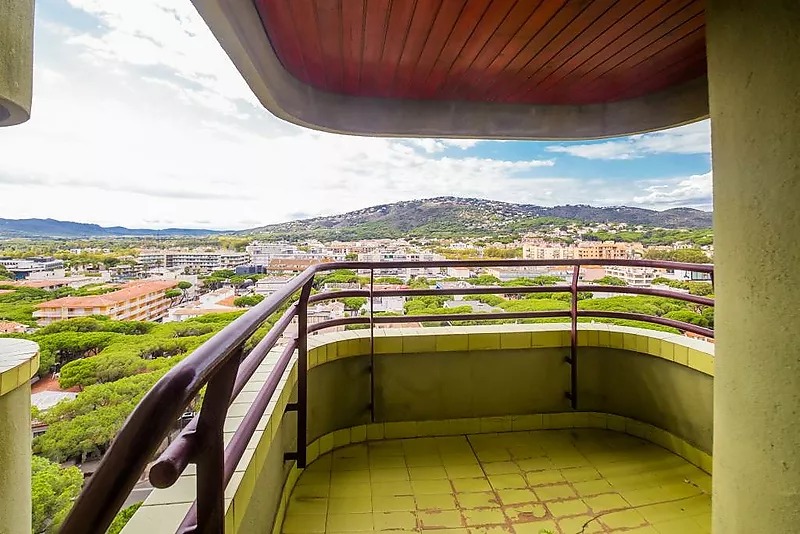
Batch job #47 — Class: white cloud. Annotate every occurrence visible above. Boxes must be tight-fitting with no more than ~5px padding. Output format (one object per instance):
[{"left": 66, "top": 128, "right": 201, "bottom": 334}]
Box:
[
  {"left": 633, "top": 172, "right": 713, "bottom": 209},
  {"left": 546, "top": 121, "right": 711, "bottom": 160},
  {"left": 0, "top": 0, "right": 713, "bottom": 230},
  {"left": 406, "top": 138, "right": 483, "bottom": 154}
]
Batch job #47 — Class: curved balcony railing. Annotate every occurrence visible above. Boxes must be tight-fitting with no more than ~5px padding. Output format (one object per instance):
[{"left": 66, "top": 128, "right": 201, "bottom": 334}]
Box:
[{"left": 58, "top": 259, "right": 713, "bottom": 534}]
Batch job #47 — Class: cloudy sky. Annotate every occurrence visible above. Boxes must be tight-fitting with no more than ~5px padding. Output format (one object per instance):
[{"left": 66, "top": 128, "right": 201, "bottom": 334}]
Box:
[{"left": 0, "top": 0, "right": 712, "bottom": 230}]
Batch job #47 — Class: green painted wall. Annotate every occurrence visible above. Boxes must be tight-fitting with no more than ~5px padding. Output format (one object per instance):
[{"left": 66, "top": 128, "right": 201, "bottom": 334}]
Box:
[
  {"left": 307, "top": 356, "right": 371, "bottom": 443},
  {"left": 578, "top": 348, "right": 713, "bottom": 453},
  {"left": 374, "top": 349, "right": 570, "bottom": 421},
  {"left": 0, "top": 0, "right": 34, "bottom": 125},
  {"left": 0, "top": 382, "right": 32, "bottom": 533},
  {"left": 708, "top": 1, "right": 800, "bottom": 532}
]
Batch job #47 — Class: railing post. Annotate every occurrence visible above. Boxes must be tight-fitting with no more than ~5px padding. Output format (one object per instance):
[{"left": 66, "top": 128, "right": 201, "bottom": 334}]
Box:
[
  {"left": 569, "top": 265, "right": 580, "bottom": 410},
  {"left": 369, "top": 269, "right": 375, "bottom": 422},
  {"left": 295, "top": 281, "right": 313, "bottom": 468},
  {"left": 195, "top": 345, "right": 242, "bottom": 534}
]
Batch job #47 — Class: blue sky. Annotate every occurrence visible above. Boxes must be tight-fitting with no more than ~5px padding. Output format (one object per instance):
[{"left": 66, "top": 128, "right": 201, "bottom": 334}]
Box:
[{"left": 0, "top": 0, "right": 712, "bottom": 230}]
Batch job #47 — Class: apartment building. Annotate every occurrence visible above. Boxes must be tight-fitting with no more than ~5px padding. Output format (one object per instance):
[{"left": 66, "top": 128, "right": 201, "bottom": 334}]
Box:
[
  {"left": 138, "top": 250, "right": 249, "bottom": 271},
  {"left": 0, "top": 257, "right": 65, "bottom": 280},
  {"left": 522, "top": 241, "right": 644, "bottom": 261},
  {"left": 576, "top": 241, "right": 644, "bottom": 260},
  {"left": 33, "top": 280, "right": 178, "bottom": 325},
  {"left": 604, "top": 266, "right": 658, "bottom": 287},
  {"left": 522, "top": 243, "right": 577, "bottom": 260},
  {"left": 356, "top": 250, "right": 444, "bottom": 278}
]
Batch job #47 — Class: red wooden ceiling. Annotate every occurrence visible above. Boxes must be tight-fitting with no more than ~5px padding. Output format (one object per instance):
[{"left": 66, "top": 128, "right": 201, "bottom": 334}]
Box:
[{"left": 255, "top": 0, "right": 707, "bottom": 105}]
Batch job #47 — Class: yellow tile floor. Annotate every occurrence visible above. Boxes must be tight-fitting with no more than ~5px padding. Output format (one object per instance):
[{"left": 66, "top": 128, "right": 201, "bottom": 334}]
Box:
[{"left": 282, "top": 429, "right": 711, "bottom": 534}]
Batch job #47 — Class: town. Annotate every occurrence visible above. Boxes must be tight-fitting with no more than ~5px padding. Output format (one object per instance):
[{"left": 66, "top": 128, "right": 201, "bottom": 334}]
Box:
[{"left": 0, "top": 220, "right": 715, "bottom": 532}]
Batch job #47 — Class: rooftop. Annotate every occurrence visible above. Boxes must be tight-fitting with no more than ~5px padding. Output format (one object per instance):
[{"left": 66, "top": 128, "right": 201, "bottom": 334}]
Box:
[{"left": 34, "top": 280, "right": 177, "bottom": 309}]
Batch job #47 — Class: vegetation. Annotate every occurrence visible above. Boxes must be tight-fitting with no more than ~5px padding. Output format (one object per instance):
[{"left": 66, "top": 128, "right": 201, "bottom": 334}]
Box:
[
  {"left": 643, "top": 248, "right": 711, "bottom": 263},
  {"left": 652, "top": 277, "right": 714, "bottom": 296},
  {"left": 233, "top": 295, "right": 264, "bottom": 307},
  {"left": 31, "top": 456, "right": 83, "bottom": 534},
  {"left": 592, "top": 276, "right": 627, "bottom": 286},
  {"left": 374, "top": 277, "right": 404, "bottom": 285},
  {"left": 107, "top": 503, "right": 142, "bottom": 534},
  {"left": 340, "top": 297, "right": 367, "bottom": 311}
]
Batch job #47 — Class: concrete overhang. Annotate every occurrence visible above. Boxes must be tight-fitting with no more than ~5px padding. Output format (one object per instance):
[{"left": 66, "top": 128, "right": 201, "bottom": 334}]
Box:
[{"left": 191, "top": 0, "right": 709, "bottom": 140}]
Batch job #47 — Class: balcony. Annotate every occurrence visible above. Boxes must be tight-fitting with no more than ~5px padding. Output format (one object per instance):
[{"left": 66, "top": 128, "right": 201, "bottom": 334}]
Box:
[{"left": 57, "top": 259, "right": 714, "bottom": 534}]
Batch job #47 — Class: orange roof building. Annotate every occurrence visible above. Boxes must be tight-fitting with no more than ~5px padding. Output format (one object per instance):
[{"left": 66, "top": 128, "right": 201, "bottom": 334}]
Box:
[{"left": 33, "top": 280, "right": 178, "bottom": 325}]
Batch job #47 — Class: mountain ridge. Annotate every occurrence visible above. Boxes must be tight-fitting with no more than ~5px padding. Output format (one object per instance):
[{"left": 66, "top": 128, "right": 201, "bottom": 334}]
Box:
[
  {"left": 0, "top": 198, "right": 712, "bottom": 239},
  {"left": 0, "top": 218, "right": 225, "bottom": 238},
  {"left": 243, "top": 197, "right": 712, "bottom": 239}
]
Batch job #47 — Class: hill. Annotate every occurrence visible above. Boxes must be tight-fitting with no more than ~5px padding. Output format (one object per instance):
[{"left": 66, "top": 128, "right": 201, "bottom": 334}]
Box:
[
  {"left": 0, "top": 199, "right": 712, "bottom": 239},
  {"left": 0, "top": 218, "right": 224, "bottom": 238},
  {"left": 243, "top": 197, "right": 712, "bottom": 239}
]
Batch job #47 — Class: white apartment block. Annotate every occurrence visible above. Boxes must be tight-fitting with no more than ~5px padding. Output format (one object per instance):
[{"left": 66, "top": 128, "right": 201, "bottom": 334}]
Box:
[
  {"left": 138, "top": 251, "right": 250, "bottom": 271},
  {"left": 604, "top": 266, "right": 658, "bottom": 287},
  {"left": 356, "top": 250, "right": 445, "bottom": 278}
]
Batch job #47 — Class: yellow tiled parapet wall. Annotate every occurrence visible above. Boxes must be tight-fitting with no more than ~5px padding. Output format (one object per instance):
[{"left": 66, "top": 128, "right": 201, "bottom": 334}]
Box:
[
  {"left": 0, "top": 338, "right": 40, "bottom": 396},
  {"left": 306, "top": 324, "right": 714, "bottom": 377},
  {"left": 122, "top": 324, "right": 714, "bottom": 534},
  {"left": 0, "top": 338, "right": 39, "bottom": 534}
]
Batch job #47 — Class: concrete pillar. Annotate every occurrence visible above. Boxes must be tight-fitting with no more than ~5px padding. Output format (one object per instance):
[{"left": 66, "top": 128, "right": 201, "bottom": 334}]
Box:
[
  {"left": 0, "top": 339, "right": 39, "bottom": 533},
  {"left": 0, "top": 0, "right": 34, "bottom": 126},
  {"left": 707, "top": 2, "right": 800, "bottom": 532}
]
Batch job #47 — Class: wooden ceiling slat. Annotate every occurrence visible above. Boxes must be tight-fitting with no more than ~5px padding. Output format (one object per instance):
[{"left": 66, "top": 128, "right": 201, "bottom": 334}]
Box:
[
  {"left": 464, "top": 0, "right": 564, "bottom": 100},
  {"left": 565, "top": 0, "right": 702, "bottom": 90},
  {"left": 392, "top": 1, "right": 442, "bottom": 93},
  {"left": 499, "top": 0, "right": 616, "bottom": 101},
  {"left": 409, "top": 0, "right": 468, "bottom": 95},
  {"left": 360, "top": 0, "right": 392, "bottom": 95},
  {"left": 259, "top": 0, "right": 707, "bottom": 105},
  {"left": 510, "top": 1, "right": 640, "bottom": 101},
  {"left": 438, "top": 0, "right": 521, "bottom": 97},
  {"left": 374, "top": 0, "right": 418, "bottom": 97},
  {"left": 581, "top": 28, "right": 706, "bottom": 103},
  {"left": 531, "top": 0, "right": 664, "bottom": 98},
  {"left": 289, "top": 0, "right": 328, "bottom": 87},
  {"left": 448, "top": 0, "right": 543, "bottom": 99},
  {"left": 340, "top": 0, "right": 365, "bottom": 94},
  {"left": 315, "top": 0, "right": 344, "bottom": 93},
  {"left": 256, "top": 0, "right": 310, "bottom": 83},
  {"left": 422, "top": 0, "right": 494, "bottom": 98}
]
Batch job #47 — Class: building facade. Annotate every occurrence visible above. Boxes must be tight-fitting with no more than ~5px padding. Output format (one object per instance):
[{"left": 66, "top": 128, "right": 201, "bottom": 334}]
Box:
[
  {"left": 138, "top": 251, "right": 249, "bottom": 271},
  {"left": 33, "top": 280, "right": 178, "bottom": 325}
]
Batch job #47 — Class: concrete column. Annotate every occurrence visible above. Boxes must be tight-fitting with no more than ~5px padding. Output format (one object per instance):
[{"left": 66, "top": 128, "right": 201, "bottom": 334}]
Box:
[
  {"left": 0, "top": 0, "right": 34, "bottom": 126},
  {"left": 707, "top": 2, "right": 800, "bottom": 532},
  {"left": 0, "top": 339, "right": 39, "bottom": 534}
]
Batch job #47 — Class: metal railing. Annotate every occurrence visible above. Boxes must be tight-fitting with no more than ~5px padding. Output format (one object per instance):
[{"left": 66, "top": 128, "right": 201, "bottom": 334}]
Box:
[{"left": 58, "top": 259, "right": 713, "bottom": 534}]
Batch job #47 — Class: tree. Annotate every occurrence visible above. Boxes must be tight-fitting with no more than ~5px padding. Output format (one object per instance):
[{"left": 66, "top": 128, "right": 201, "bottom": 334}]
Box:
[
  {"left": 663, "top": 310, "right": 709, "bottom": 328},
  {"left": 164, "top": 289, "right": 182, "bottom": 300},
  {"left": 233, "top": 295, "right": 264, "bottom": 307},
  {"left": 177, "top": 281, "right": 192, "bottom": 290},
  {"left": 592, "top": 276, "right": 627, "bottom": 286},
  {"left": 344, "top": 253, "right": 358, "bottom": 261},
  {"left": 644, "top": 248, "right": 711, "bottom": 264},
  {"left": 469, "top": 275, "right": 501, "bottom": 286},
  {"left": 211, "top": 269, "right": 235, "bottom": 279},
  {"left": 408, "top": 277, "right": 430, "bottom": 289},
  {"left": 340, "top": 297, "right": 367, "bottom": 311},
  {"left": 374, "top": 276, "right": 403, "bottom": 285},
  {"left": 107, "top": 503, "right": 142, "bottom": 534},
  {"left": 0, "top": 264, "right": 12, "bottom": 280},
  {"left": 31, "top": 455, "right": 83, "bottom": 534},
  {"left": 483, "top": 246, "right": 522, "bottom": 259}
]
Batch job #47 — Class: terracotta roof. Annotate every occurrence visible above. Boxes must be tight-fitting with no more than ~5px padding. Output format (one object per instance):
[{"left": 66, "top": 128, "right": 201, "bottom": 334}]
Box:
[
  {"left": 35, "top": 280, "right": 177, "bottom": 309},
  {"left": 0, "top": 321, "right": 26, "bottom": 333}
]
